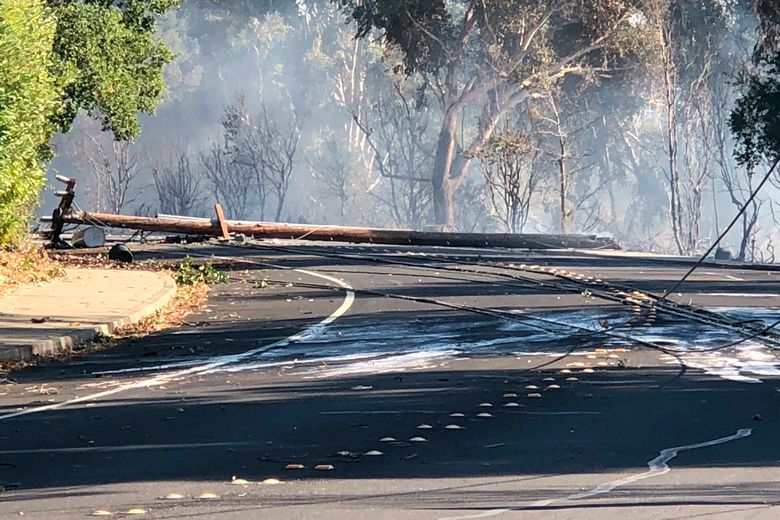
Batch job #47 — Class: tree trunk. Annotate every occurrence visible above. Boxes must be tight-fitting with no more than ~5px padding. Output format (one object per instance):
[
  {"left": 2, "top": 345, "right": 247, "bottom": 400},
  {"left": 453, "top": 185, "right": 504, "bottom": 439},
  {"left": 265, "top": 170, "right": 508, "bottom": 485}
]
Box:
[
  {"left": 432, "top": 112, "right": 459, "bottom": 229},
  {"left": 559, "top": 139, "right": 574, "bottom": 234},
  {"left": 661, "top": 20, "right": 685, "bottom": 255},
  {"left": 275, "top": 195, "right": 284, "bottom": 222}
]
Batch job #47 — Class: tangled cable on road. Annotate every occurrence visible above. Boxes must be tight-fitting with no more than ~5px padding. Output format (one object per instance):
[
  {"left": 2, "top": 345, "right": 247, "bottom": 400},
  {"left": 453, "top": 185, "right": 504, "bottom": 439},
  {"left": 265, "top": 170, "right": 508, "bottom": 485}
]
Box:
[
  {"left": 221, "top": 239, "right": 780, "bottom": 351},
  {"left": 199, "top": 240, "right": 779, "bottom": 359}
]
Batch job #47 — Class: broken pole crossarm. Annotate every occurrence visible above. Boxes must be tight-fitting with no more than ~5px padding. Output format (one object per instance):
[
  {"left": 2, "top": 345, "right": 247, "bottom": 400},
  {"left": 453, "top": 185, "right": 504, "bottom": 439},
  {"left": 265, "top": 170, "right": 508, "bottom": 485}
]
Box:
[
  {"left": 213, "top": 203, "right": 231, "bottom": 241},
  {"left": 48, "top": 176, "right": 77, "bottom": 247},
  {"left": 61, "top": 211, "right": 620, "bottom": 250}
]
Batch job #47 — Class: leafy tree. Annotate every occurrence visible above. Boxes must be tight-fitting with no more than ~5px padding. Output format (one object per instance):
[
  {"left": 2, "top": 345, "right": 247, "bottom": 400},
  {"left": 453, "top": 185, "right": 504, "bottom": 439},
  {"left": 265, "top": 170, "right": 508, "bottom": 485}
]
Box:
[
  {"left": 49, "top": 0, "right": 179, "bottom": 140},
  {"left": 0, "top": 0, "right": 178, "bottom": 246},
  {"left": 337, "top": 0, "right": 655, "bottom": 229},
  {"left": 473, "top": 131, "right": 539, "bottom": 233},
  {"left": 730, "top": 0, "right": 780, "bottom": 170},
  {"left": 0, "top": 0, "right": 60, "bottom": 244}
]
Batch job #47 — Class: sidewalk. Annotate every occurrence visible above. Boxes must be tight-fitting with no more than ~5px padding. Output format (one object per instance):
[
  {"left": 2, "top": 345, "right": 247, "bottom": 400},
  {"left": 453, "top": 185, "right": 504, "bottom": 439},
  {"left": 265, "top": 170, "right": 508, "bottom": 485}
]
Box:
[{"left": 0, "top": 268, "right": 176, "bottom": 361}]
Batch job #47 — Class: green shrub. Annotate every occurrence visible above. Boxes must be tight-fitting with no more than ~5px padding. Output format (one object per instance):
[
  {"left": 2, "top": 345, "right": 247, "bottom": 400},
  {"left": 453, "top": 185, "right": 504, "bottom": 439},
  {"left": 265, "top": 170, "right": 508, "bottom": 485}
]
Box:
[
  {"left": 0, "top": 0, "right": 60, "bottom": 246},
  {"left": 175, "top": 256, "right": 229, "bottom": 286}
]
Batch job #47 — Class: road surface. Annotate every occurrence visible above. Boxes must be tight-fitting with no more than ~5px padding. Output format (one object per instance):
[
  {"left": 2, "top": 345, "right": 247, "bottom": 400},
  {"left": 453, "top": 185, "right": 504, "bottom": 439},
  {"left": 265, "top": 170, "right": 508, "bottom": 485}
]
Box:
[{"left": 1, "top": 242, "right": 779, "bottom": 519}]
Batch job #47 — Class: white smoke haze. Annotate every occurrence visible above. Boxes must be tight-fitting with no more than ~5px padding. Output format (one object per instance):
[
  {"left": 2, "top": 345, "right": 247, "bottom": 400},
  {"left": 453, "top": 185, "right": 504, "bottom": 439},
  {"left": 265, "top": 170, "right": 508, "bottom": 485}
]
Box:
[{"left": 43, "top": 0, "right": 780, "bottom": 261}]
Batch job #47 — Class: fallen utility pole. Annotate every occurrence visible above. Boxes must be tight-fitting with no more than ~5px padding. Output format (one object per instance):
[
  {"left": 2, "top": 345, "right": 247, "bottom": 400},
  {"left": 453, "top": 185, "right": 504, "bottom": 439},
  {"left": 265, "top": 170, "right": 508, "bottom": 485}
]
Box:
[{"left": 60, "top": 210, "right": 619, "bottom": 250}]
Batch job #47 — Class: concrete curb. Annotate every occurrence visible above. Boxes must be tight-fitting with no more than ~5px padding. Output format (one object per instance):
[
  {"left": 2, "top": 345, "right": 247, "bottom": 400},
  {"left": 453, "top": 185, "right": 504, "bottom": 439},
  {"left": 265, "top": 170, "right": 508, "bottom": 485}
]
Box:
[{"left": 9, "top": 271, "right": 177, "bottom": 362}]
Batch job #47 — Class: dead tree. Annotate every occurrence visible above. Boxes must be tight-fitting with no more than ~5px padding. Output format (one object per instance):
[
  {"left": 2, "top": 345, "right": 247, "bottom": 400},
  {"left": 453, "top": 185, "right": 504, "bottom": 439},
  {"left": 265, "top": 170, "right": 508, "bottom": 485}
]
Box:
[
  {"left": 651, "top": 1, "right": 722, "bottom": 255},
  {"left": 307, "top": 136, "right": 352, "bottom": 224},
  {"left": 220, "top": 95, "right": 267, "bottom": 219},
  {"left": 222, "top": 96, "right": 299, "bottom": 222},
  {"left": 77, "top": 132, "right": 140, "bottom": 214},
  {"left": 473, "top": 131, "right": 539, "bottom": 233},
  {"left": 200, "top": 140, "right": 253, "bottom": 220},
  {"left": 707, "top": 30, "right": 770, "bottom": 262},
  {"left": 712, "top": 81, "right": 765, "bottom": 261},
  {"left": 532, "top": 93, "right": 602, "bottom": 234},
  {"left": 151, "top": 151, "right": 204, "bottom": 216},
  {"left": 353, "top": 81, "right": 434, "bottom": 229},
  {"left": 252, "top": 105, "right": 299, "bottom": 222},
  {"left": 721, "top": 168, "right": 764, "bottom": 261}
]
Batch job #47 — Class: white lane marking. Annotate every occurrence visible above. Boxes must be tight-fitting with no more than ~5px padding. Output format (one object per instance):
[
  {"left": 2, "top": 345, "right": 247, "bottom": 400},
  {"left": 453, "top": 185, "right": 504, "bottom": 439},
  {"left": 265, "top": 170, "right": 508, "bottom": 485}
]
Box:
[
  {"left": 91, "top": 359, "right": 210, "bottom": 376},
  {"left": 306, "top": 350, "right": 456, "bottom": 379},
  {"left": 725, "top": 275, "right": 744, "bottom": 281},
  {"left": 0, "top": 269, "right": 354, "bottom": 422},
  {"left": 517, "top": 411, "right": 602, "bottom": 416},
  {"left": 319, "top": 410, "right": 442, "bottom": 415},
  {"left": 701, "top": 293, "right": 780, "bottom": 298},
  {"left": 0, "top": 441, "right": 257, "bottom": 455},
  {"left": 439, "top": 428, "right": 752, "bottom": 520}
]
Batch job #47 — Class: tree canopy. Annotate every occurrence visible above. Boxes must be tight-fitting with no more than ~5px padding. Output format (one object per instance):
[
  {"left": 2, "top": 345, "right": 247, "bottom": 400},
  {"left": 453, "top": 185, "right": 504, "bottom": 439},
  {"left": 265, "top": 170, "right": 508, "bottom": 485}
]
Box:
[
  {"left": 4, "top": 0, "right": 778, "bottom": 256},
  {"left": 49, "top": 0, "right": 178, "bottom": 140},
  {"left": 730, "top": 0, "right": 780, "bottom": 170},
  {"left": 337, "top": 0, "right": 656, "bottom": 227}
]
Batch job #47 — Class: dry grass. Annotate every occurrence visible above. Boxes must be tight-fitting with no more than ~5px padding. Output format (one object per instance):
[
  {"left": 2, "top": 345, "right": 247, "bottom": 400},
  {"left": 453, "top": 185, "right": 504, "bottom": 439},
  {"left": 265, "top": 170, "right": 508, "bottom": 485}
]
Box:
[
  {"left": 0, "top": 247, "right": 65, "bottom": 296},
  {"left": 116, "top": 280, "right": 209, "bottom": 337},
  {"left": 49, "top": 250, "right": 170, "bottom": 271}
]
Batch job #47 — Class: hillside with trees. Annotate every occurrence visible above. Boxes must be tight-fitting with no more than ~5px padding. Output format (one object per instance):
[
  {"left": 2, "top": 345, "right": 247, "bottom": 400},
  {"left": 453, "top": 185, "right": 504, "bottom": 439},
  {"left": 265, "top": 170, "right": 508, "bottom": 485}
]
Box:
[{"left": 3, "top": 0, "right": 780, "bottom": 260}]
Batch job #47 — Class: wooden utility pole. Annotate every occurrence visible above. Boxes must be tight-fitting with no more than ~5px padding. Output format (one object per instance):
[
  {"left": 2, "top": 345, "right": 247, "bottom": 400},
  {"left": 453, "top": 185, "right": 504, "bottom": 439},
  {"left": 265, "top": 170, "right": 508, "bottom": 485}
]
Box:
[{"left": 61, "top": 210, "right": 619, "bottom": 250}]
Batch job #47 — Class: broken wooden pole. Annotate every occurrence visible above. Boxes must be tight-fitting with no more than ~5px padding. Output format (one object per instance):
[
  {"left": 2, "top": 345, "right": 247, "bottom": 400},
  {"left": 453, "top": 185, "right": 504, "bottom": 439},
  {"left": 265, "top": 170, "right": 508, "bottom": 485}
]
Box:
[
  {"left": 61, "top": 210, "right": 619, "bottom": 250},
  {"left": 47, "top": 175, "right": 77, "bottom": 247},
  {"left": 213, "top": 204, "right": 231, "bottom": 241}
]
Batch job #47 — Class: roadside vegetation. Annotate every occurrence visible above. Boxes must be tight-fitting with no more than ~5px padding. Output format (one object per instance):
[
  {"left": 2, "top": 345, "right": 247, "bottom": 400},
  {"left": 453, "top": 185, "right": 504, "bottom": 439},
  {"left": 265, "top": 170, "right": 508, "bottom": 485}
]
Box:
[
  {"left": 121, "top": 257, "right": 229, "bottom": 336},
  {"left": 0, "top": 0, "right": 176, "bottom": 248},
  {"left": 1, "top": 1, "right": 779, "bottom": 261},
  {"left": 0, "top": 248, "right": 63, "bottom": 296},
  {"left": 0, "top": 0, "right": 59, "bottom": 245},
  {"left": 174, "top": 256, "right": 229, "bottom": 286}
]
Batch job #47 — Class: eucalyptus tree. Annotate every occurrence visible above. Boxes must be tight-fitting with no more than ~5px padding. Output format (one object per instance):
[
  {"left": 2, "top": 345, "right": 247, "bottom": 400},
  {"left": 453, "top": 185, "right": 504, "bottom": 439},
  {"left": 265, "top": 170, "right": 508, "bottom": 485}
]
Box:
[
  {"left": 48, "top": 0, "right": 178, "bottom": 140},
  {"left": 337, "top": 0, "right": 656, "bottom": 229}
]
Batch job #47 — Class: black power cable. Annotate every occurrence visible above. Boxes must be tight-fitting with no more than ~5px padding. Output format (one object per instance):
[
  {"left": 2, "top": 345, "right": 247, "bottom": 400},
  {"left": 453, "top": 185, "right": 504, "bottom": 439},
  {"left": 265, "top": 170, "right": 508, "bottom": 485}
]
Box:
[{"left": 660, "top": 156, "right": 780, "bottom": 301}]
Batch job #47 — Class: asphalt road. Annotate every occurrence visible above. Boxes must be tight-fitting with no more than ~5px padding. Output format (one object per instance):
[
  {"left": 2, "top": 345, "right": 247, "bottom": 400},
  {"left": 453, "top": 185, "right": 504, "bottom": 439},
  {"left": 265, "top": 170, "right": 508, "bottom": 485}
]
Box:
[{"left": 1, "top": 242, "right": 780, "bottom": 519}]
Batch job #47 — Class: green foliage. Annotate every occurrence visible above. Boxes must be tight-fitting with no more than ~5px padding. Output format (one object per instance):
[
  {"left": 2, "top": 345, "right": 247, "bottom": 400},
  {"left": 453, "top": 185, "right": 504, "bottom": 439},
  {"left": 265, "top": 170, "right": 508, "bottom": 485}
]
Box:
[
  {"left": 49, "top": 0, "right": 179, "bottom": 140},
  {"left": 0, "top": 0, "right": 178, "bottom": 246},
  {"left": 730, "top": 51, "right": 780, "bottom": 170},
  {"left": 731, "top": 1, "right": 780, "bottom": 170},
  {"left": 0, "top": 0, "right": 60, "bottom": 245},
  {"left": 336, "top": 0, "right": 452, "bottom": 74},
  {"left": 175, "top": 256, "right": 229, "bottom": 285},
  {"left": 754, "top": 0, "right": 780, "bottom": 62},
  {"left": 337, "top": 0, "right": 653, "bottom": 78},
  {"left": 473, "top": 132, "right": 533, "bottom": 164}
]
